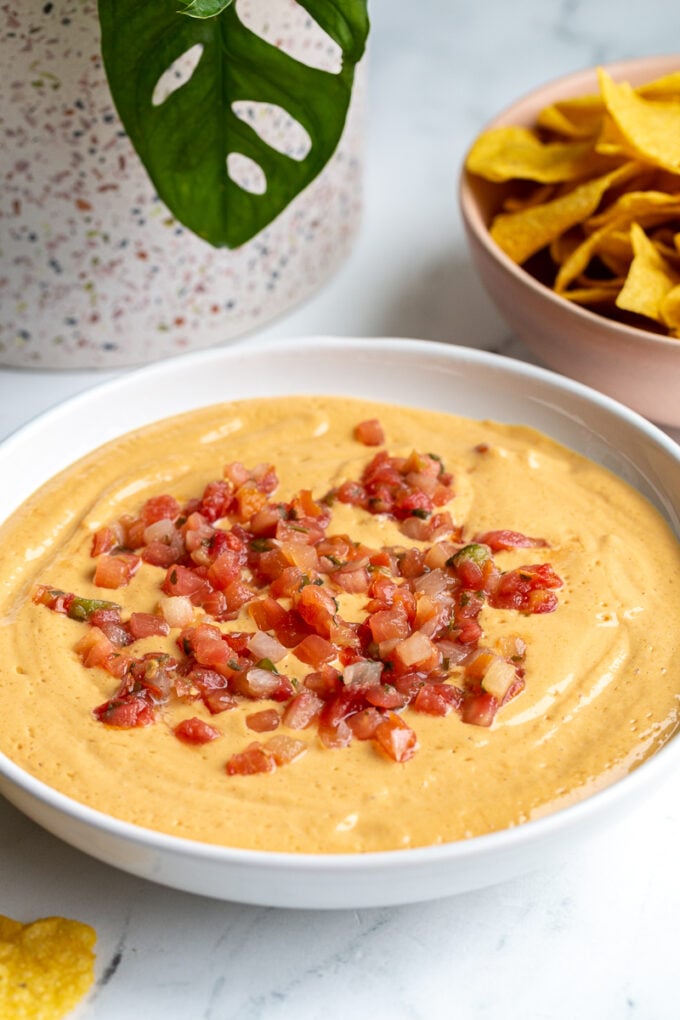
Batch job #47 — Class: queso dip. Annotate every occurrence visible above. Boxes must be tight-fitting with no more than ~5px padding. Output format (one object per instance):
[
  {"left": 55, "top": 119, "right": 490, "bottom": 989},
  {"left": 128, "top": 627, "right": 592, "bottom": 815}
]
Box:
[{"left": 0, "top": 395, "right": 678, "bottom": 853}]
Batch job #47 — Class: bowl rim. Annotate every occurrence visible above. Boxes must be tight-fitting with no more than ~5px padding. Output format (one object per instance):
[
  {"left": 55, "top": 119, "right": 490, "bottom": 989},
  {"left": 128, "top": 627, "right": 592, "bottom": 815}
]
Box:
[
  {"left": 458, "top": 52, "right": 680, "bottom": 353},
  {"left": 1, "top": 335, "right": 679, "bottom": 884}
]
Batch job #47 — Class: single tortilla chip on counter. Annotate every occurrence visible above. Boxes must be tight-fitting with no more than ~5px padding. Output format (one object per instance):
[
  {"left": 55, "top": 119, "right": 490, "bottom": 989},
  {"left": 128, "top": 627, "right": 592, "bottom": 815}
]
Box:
[{"left": 0, "top": 914, "right": 96, "bottom": 1020}]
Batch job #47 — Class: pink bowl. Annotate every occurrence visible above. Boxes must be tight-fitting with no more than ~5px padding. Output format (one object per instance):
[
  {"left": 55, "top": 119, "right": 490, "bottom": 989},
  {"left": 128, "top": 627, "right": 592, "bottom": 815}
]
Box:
[{"left": 459, "top": 54, "right": 680, "bottom": 429}]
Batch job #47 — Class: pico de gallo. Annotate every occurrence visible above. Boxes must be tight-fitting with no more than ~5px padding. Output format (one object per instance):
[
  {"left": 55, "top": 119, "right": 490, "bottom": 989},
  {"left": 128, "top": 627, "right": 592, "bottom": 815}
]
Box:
[{"left": 33, "top": 419, "right": 562, "bottom": 776}]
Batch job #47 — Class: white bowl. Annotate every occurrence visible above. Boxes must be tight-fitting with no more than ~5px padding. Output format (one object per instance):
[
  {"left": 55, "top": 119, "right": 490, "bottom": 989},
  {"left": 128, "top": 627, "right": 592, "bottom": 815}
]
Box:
[
  {"left": 1, "top": 336, "right": 679, "bottom": 909},
  {"left": 459, "top": 54, "right": 680, "bottom": 429}
]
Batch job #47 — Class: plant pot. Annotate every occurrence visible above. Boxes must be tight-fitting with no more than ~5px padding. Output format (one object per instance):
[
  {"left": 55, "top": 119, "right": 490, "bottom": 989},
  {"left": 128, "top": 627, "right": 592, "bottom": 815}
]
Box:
[{"left": 0, "top": 1, "right": 364, "bottom": 368}]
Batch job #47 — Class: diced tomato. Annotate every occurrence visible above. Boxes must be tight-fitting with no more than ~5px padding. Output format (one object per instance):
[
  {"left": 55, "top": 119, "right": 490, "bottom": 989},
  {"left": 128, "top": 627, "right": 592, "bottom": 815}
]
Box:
[
  {"left": 142, "top": 494, "right": 181, "bottom": 525},
  {"left": 347, "top": 707, "right": 383, "bottom": 739},
  {"left": 282, "top": 690, "right": 324, "bottom": 729},
  {"left": 373, "top": 711, "right": 419, "bottom": 762},
  {"left": 203, "top": 689, "right": 238, "bottom": 715},
  {"left": 94, "top": 552, "right": 141, "bottom": 589},
  {"left": 413, "top": 682, "right": 462, "bottom": 716},
  {"left": 330, "top": 564, "right": 370, "bottom": 594},
  {"left": 476, "top": 529, "right": 548, "bottom": 551},
  {"left": 249, "top": 504, "right": 285, "bottom": 537},
  {"left": 222, "top": 578, "right": 255, "bottom": 613},
  {"left": 246, "top": 708, "right": 281, "bottom": 732},
  {"left": 365, "top": 684, "right": 407, "bottom": 709},
  {"left": 293, "top": 633, "right": 335, "bottom": 668},
  {"left": 303, "top": 665, "right": 342, "bottom": 699},
  {"left": 180, "top": 623, "right": 232, "bottom": 674},
  {"left": 269, "top": 564, "right": 306, "bottom": 598},
  {"left": 128, "top": 612, "right": 170, "bottom": 640},
  {"left": 226, "top": 743, "right": 276, "bottom": 775},
  {"left": 234, "top": 483, "right": 267, "bottom": 522},
  {"left": 94, "top": 694, "right": 154, "bottom": 728},
  {"left": 263, "top": 734, "right": 307, "bottom": 765},
  {"left": 354, "top": 418, "right": 385, "bottom": 446},
  {"left": 248, "top": 596, "right": 287, "bottom": 632},
  {"left": 273, "top": 608, "right": 313, "bottom": 648},
  {"left": 162, "top": 564, "right": 212, "bottom": 603},
  {"left": 367, "top": 606, "right": 410, "bottom": 644},
  {"left": 489, "top": 563, "right": 562, "bottom": 613},
  {"left": 293, "top": 584, "right": 337, "bottom": 638},
  {"left": 207, "top": 549, "right": 243, "bottom": 590},
  {"left": 75, "top": 626, "right": 118, "bottom": 669},
  {"left": 198, "top": 480, "right": 234, "bottom": 522},
  {"left": 174, "top": 716, "right": 221, "bottom": 744},
  {"left": 461, "top": 691, "right": 499, "bottom": 727},
  {"left": 91, "top": 524, "right": 122, "bottom": 557}
]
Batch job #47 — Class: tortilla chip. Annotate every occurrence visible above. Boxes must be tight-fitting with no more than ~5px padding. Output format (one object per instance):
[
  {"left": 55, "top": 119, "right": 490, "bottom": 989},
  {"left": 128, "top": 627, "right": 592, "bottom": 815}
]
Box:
[
  {"left": 549, "top": 230, "right": 582, "bottom": 265},
  {"left": 0, "top": 914, "right": 96, "bottom": 1020},
  {"left": 466, "top": 65, "right": 680, "bottom": 336},
  {"left": 491, "top": 163, "right": 636, "bottom": 265},
  {"left": 637, "top": 71, "right": 680, "bottom": 101},
  {"left": 502, "top": 183, "right": 556, "bottom": 212},
  {"left": 616, "top": 222, "right": 680, "bottom": 320},
  {"left": 466, "top": 126, "right": 612, "bottom": 183},
  {"left": 536, "top": 94, "right": 604, "bottom": 139},
  {"left": 660, "top": 284, "right": 680, "bottom": 331},
  {"left": 586, "top": 189, "right": 680, "bottom": 230},
  {"left": 598, "top": 68, "right": 680, "bottom": 172},
  {"left": 561, "top": 283, "right": 622, "bottom": 305}
]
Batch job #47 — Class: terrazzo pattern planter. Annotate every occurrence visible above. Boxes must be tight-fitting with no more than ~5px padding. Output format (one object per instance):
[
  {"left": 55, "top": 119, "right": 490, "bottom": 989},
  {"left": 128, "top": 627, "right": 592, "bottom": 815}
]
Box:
[{"left": 0, "top": 2, "right": 363, "bottom": 368}]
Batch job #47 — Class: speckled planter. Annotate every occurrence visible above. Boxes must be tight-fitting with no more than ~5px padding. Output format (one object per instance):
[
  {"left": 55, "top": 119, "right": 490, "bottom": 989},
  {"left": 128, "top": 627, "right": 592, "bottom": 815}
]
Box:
[{"left": 0, "top": 2, "right": 364, "bottom": 368}]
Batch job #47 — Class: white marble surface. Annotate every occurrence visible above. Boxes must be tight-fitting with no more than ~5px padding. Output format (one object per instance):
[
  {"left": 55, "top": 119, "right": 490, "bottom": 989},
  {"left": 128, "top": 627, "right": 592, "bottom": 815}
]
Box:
[{"left": 1, "top": 2, "right": 680, "bottom": 1017}]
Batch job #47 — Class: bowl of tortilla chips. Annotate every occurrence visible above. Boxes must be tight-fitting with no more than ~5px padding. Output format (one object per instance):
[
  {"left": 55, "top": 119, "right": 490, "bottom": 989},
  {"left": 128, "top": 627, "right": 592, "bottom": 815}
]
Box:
[{"left": 460, "top": 54, "right": 680, "bottom": 429}]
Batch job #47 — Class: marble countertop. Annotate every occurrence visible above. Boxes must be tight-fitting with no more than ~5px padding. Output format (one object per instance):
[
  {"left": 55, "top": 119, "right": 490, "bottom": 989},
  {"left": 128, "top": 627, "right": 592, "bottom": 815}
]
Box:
[{"left": 2, "top": 2, "right": 680, "bottom": 1017}]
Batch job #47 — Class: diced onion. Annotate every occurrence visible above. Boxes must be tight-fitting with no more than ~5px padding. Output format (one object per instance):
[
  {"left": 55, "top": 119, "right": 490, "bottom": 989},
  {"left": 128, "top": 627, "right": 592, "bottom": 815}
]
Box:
[
  {"left": 247, "top": 630, "right": 287, "bottom": 663},
  {"left": 245, "top": 667, "right": 280, "bottom": 698},
  {"left": 143, "top": 518, "right": 177, "bottom": 545},
  {"left": 159, "top": 595, "right": 194, "bottom": 629},
  {"left": 344, "top": 660, "right": 383, "bottom": 686},
  {"left": 481, "top": 657, "right": 517, "bottom": 699}
]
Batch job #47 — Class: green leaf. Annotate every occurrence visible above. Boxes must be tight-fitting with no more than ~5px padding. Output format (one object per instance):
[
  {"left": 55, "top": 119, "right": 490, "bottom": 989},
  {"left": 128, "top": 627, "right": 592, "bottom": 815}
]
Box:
[
  {"left": 180, "top": 0, "right": 234, "bottom": 19},
  {"left": 98, "top": 1, "right": 369, "bottom": 248}
]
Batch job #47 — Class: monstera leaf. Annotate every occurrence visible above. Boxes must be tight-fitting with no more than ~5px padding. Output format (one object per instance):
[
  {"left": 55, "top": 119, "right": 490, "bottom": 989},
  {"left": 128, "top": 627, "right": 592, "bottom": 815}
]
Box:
[{"left": 98, "top": 0, "right": 369, "bottom": 248}]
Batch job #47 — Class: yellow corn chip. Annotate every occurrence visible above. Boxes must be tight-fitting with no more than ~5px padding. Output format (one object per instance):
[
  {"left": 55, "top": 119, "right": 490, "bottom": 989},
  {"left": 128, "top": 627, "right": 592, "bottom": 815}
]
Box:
[
  {"left": 549, "top": 230, "right": 582, "bottom": 265},
  {"left": 0, "top": 914, "right": 96, "bottom": 1020},
  {"left": 502, "top": 183, "right": 557, "bottom": 212},
  {"left": 491, "top": 163, "right": 636, "bottom": 265},
  {"left": 637, "top": 71, "right": 680, "bottom": 101},
  {"left": 554, "top": 219, "right": 626, "bottom": 292},
  {"left": 599, "top": 68, "right": 680, "bottom": 172},
  {"left": 616, "top": 222, "right": 680, "bottom": 320},
  {"left": 466, "top": 65, "right": 680, "bottom": 336},
  {"left": 589, "top": 230, "right": 634, "bottom": 277},
  {"left": 660, "top": 285, "right": 680, "bottom": 331},
  {"left": 465, "top": 126, "right": 613, "bottom": 183},
  {"left": 536, "top": 94, "right": 604, "bottom": 139},
  {"left": 535, "top": 72, "right": 680, "bottom": 139},
  {"left": 586, "top": 189, "right": 680, "bottom": 230},
  {"left": 562, "top": 283, "right": 622, "bottom": 305}
]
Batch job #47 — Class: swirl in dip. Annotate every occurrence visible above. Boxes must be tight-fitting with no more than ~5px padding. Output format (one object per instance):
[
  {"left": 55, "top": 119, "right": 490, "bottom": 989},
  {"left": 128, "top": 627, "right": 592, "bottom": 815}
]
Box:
[{"left": 0, "top": 395, "right": 678, "bottom": 853}]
